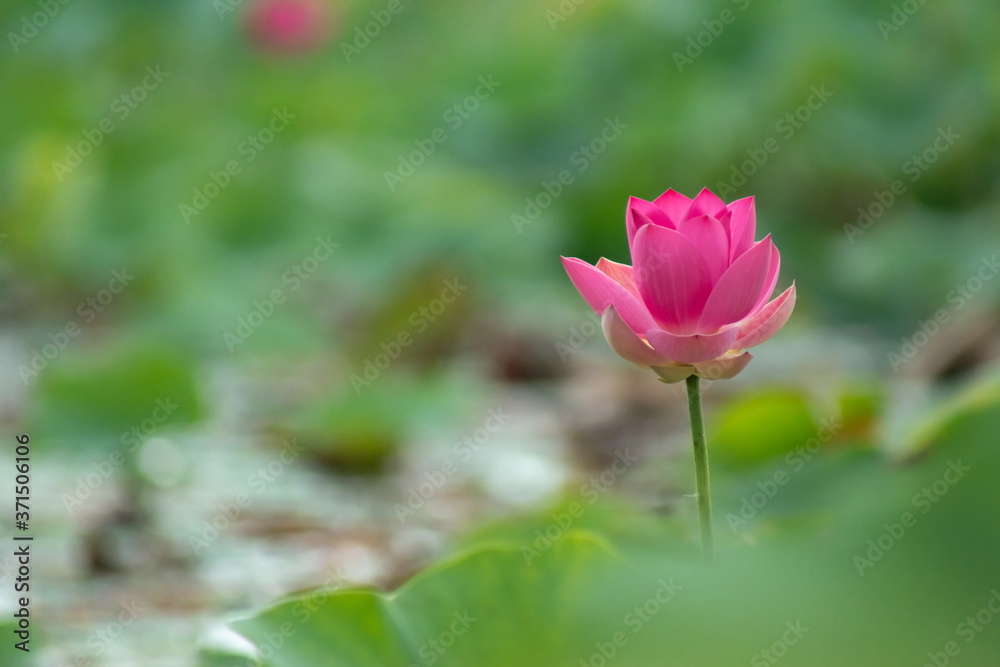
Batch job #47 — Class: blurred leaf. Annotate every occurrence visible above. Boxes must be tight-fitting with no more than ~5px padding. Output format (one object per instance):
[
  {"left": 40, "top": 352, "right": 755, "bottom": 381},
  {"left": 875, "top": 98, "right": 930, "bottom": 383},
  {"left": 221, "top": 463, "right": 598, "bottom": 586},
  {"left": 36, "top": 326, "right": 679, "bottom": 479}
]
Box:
[
  {"left": 709, "top": 388, "right": 819, "bottom": 469},
  {"left": 836, "top": 381, "right": 884, "bottom": 443},
  {"left": 457, "top": 496, "right": 693, "bottom": 560},
  {"left": 0, "top": 619, "right": 32, "bottom": 666},
  {"left": 29, "top": 343, "right": 201, "bottom": 446},
  {"left": 210, "top": 413, "right": 1000, "bottom": 666},
  {"left": 271, "top": 372, "right": 483, "bottom": 474},
  {"left": 897, "top": 365, "right": 1000, "bottom": 461},
  {"left": 213, "top": 532, "right": 624, "bottom": 667}
]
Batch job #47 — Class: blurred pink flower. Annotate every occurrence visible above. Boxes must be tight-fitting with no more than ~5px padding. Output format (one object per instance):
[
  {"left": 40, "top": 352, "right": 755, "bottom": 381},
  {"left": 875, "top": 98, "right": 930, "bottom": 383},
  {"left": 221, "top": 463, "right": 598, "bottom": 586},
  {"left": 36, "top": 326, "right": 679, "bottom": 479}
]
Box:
[
  {"left": 245, "top": 0, "right": 333, "bottom": 54},
  {"left": 562, "top": 188, "right": 795, "bottom": 382}
]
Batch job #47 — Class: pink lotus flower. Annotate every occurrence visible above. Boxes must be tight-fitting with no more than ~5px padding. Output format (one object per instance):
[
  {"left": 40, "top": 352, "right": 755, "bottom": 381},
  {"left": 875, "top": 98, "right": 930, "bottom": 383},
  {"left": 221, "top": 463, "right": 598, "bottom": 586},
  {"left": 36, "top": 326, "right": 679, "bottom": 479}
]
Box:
[
  {"left": 562, "top": 188, "right": 795, "bottom": 383},
  {"left": 245, "top": 0, "right": 333, "bottom": 54}
]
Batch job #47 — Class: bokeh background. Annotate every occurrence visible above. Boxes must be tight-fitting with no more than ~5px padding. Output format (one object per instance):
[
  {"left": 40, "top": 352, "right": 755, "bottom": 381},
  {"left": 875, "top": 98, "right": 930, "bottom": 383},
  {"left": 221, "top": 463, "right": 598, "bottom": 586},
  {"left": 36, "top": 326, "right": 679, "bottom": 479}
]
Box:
[{"left": 2, "top": 0, "right": 1000, "bottom": 664}]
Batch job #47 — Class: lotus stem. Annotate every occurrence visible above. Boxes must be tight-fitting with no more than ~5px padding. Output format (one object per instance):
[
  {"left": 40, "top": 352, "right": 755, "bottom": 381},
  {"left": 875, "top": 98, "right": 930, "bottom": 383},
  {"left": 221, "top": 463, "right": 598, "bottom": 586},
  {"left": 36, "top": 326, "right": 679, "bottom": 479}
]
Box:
[{"left": 685, "top": 375, "right": 714, "bottom": 564}]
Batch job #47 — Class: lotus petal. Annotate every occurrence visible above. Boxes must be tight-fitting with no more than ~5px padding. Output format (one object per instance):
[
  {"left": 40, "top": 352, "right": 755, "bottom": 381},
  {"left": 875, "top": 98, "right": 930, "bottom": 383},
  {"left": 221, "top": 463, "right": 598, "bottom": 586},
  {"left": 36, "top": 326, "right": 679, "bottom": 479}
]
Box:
[
  {"left": 652, "top": 188, "right": 692, "bottom": 226},
  {"left": 698, "top": 235, "right": 774, "bottom": 331},
  {"left": 652, "top": 364, "right": 696, "bottom": 383},
  {"left": 596, "top": 258, "right": 640, "bottom": 299},
  {"left": 677, "top": 213, "right": 730, "bottom": 282},
  {"left": 646, "top": 327, "right": 738, "bottom": 364},
  {"left": 726, "top": 196, "right": 756, "bottom": 262},
  {"left": 562, "top": 257, "right": 656, "bottom": 334},
  {"left": 632, "top": 224, "right": 713, "bottom": 334},
  {"left": 626, "top": 197, "right": 674, "bottom": 246},
  {"left": 735, "top": 284, "right": 796, "bottom": 349},
  {"left": 601, "top": 306, "right": 672, "bottom": 367},
  {"left": 694, "top": 351, "right": 753, "bottom": 380},
  {"left": 685, "top": 187, "right": 728, "bottom": 221}
]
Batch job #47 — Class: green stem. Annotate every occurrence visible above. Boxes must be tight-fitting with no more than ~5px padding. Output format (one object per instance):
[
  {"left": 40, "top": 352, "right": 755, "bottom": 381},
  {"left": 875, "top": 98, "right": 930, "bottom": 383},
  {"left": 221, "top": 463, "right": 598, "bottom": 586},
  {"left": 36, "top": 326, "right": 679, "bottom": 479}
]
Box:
[{"left": 685, "top": 375, "right": 714, "bottom": 564}]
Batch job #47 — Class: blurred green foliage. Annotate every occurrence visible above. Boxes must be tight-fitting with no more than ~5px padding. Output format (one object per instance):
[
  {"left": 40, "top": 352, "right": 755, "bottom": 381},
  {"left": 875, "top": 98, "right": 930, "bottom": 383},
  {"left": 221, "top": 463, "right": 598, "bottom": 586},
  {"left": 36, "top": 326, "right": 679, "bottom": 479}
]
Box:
[
  {"left": 212, "top": 379, "right": 1000, "bottom": 665},
  {"left": 710, "top": 388, "right": 819, "bottom": 469},
  {"left": 3, "top": 0, "right": 998, "bottom": 467},
  {"left": 28, "top": 343, "right": 201, "bottom": 445},
  {"left": 3, "top": 0, "right": 999, "bottom": 361},
  {"left": 4, "top": 0, "right": 1000, "bottom": 663}
]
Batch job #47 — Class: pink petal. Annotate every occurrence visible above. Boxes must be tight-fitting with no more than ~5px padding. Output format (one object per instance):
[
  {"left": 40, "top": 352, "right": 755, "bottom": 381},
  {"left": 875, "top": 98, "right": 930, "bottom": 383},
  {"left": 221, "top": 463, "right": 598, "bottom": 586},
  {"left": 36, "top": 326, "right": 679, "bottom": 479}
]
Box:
[
  {"left": 632, "top": 224, "right": 714, "bottom": 334},
  {"left": 653, "top": 364, "right": 696, "bottom": 384},
  {"left": 735, "top": 284, "right": 796, "bottom": 349},
  {"left": 652, "top": 189, "right": 692, "bottom": 226},
  {"left": 753, "top": 242, "right": 780, "bottom": 311},
  {"left": 601, "top": 306, "right": 672, "bottom": 367},
  {"left": 698, "top": 235, "right": 774, "bottom": 331},
  {"left": 562, "top": 257, "right": 656, "bottom": 334},
  {"left": 596, "top": 258, "right": 640, "bottom": 299},
  {"left": 726, "top": 196, "right": 756, "bottom": 262},
  {"left": 685, "top": 187, "right": 728, "bottom": 221},
  {"left": 626, "top": 197, "right": 675, "bottom": 246},
  {"left": 677, "top": 213, "right": 730, "bottom": 282},
  {"left": 694, "top": 351, "right": 753, "bottom": 380},
  {"left": 646, "top": 327, "right": 738, "bottom": 364}
]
